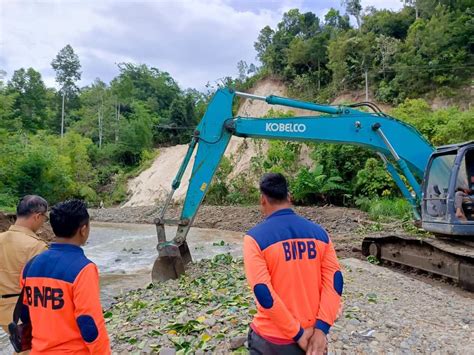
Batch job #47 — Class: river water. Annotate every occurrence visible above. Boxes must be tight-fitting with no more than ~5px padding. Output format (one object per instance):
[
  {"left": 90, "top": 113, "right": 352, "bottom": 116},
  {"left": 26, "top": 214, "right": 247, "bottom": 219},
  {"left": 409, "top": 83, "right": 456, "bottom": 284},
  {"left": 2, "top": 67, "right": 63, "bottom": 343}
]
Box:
[{"left": 0, "top": 222, "right": 244, "bottom": 353}]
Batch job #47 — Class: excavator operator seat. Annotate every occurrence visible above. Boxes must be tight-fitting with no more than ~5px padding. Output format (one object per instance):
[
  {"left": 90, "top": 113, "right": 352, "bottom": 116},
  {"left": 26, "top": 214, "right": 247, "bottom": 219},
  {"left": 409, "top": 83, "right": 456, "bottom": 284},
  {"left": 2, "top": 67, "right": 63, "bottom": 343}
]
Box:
[{"left": 422, "top": 141, "right": 474, "bottom": 236}]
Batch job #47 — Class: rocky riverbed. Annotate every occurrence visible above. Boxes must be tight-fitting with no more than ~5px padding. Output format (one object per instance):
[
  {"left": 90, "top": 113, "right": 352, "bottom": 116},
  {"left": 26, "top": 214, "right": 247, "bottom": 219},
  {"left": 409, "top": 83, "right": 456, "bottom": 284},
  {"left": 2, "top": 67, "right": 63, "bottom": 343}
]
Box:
[
  {"left": 106, "top": 256, "right": 473, "bottom": 354},
  {"left": 89, "top": 205, "right": 405, "bottom": 259}
]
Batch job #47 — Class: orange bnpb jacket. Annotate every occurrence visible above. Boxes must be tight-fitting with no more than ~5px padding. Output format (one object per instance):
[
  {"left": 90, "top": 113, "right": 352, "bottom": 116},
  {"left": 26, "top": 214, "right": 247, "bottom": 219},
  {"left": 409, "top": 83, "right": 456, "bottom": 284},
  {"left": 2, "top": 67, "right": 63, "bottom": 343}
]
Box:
[
  {"left": 243, "top": 208, "right": 343, "bottom": 344},
  {"left": 20, "top": 243, "right": 111, "bottom": 354}
]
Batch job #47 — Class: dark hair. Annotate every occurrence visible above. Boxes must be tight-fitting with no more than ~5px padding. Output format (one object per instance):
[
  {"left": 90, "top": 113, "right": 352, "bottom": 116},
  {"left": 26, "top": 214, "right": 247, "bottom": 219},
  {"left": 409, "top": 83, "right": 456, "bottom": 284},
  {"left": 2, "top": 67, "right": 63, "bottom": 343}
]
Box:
[
  {"left": 259, "top": 173, "right": 289, "bottom": 202},
  {"left": 50, "top": 200, "right": 89, "bottom": 238},
  {"left": 16, "top": 195, "right": 48, "bottom": 217}
]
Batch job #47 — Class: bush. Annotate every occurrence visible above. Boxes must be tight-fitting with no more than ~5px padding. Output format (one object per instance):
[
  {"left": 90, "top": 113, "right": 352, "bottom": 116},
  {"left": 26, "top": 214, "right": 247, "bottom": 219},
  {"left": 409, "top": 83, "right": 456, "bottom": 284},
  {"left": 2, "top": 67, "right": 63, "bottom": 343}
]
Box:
[
  {"left": 356, "top": 197, "right": 411, "bottom": 221},
  {"left": 290, "top": 165, "right": 347, "bottom": 205},
  {"left": 78, "top": 186, "right": 99, "bottom": 205},
  {"left": 0, "top": 131, "right": 99, "bottom": 207},
  {"left": 205, "top": 156, "right": 233, "bottom": 205},
  {"left": 355, "top": 158, "right": 397, "bottom": 198},
  {"left": 106, "top": 174, "right": 129, "bottom": 206},
  {"left": 227, "top": 175, "right": 260, "bottom": 205},
  {"left": 205, "top": 183, "right": 229, "bottom": 205},
  {"left": 0, "top": 192, "right": 17, "bottom": 212}
]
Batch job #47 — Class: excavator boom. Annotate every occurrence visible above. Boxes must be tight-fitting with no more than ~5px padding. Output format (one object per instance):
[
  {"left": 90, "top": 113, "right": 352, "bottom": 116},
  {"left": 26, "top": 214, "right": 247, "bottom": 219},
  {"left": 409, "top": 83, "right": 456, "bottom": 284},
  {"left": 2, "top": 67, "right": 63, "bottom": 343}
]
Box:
[{"left": 152, "top": 88, "right": 474, "bottom": 290}]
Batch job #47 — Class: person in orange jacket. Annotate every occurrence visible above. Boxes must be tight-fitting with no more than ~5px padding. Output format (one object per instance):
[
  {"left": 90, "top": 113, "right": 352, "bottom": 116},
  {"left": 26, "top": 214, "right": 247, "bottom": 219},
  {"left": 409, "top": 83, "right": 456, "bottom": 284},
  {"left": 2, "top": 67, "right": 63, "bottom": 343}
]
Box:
[
  {"left": 20, "top": 199, "right": 110, "bottom": 354},
  {"left": 244, "top": 173, "right": 343, "bottom": 355}
]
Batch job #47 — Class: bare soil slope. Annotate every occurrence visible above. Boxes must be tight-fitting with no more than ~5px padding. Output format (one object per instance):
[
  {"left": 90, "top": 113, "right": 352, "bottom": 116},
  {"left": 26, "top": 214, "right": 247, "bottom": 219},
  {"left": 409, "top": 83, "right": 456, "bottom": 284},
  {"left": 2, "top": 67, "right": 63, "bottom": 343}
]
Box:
[{"left": 124, "top": 78, "right": 314, "bottom": 207}]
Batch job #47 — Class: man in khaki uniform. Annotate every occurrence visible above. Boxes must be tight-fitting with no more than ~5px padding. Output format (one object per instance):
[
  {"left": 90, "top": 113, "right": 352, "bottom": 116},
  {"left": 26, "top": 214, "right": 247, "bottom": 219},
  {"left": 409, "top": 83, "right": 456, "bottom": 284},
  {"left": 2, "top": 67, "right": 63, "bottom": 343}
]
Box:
[{"left": 0, "top": 195, "right": 48, "bottom": 350}]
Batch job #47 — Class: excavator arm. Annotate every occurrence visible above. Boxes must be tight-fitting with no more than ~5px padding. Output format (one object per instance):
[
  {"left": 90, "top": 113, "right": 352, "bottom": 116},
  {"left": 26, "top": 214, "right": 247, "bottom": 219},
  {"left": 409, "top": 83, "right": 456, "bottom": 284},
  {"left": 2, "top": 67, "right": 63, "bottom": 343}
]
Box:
[{"left": 152, "top": 88, "right": 435, "bottom": 281}]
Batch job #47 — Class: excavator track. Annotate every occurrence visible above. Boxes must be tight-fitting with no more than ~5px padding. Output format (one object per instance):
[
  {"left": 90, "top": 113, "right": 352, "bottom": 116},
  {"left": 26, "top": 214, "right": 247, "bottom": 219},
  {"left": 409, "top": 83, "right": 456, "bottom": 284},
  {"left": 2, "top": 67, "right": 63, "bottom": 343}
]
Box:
[{"left": 362, "top": 235, "right": 474, "bottom": 291}]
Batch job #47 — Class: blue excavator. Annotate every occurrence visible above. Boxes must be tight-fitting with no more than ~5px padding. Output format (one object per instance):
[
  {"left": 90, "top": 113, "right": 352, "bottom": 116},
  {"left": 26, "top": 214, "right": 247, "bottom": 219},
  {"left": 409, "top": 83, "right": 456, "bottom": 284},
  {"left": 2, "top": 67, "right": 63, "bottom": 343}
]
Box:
[{"left": 152, "top": 88, "right": 474, "bottom": 290}]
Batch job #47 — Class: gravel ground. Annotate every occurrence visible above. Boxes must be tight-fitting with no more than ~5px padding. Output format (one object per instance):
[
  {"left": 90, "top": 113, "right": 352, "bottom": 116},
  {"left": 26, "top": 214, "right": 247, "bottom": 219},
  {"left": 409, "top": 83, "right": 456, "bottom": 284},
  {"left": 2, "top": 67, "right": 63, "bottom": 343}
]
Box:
[
  {"left": 333, "top": 258, "right": 473, "bottom": 354},
  {"left": 106, "top": 256, "right": 473, "bottom": 354}
]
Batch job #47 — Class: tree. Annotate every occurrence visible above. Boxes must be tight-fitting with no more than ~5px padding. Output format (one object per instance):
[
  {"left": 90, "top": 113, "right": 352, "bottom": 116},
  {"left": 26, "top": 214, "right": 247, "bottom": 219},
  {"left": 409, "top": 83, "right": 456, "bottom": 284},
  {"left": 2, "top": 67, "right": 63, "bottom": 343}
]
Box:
[
  {"left": 116, "top": 102, "right": 153, "bottom": 165},
  {"left": 169, "top": 97, "right": 187, "bottom": 128},
  {"left": 401, "top": 0, "right": 419, "bottom": 19},
  {"left": 375, "top": 35, "right": 400, "bottom": 78},
  {"left": 0, "top": 69, "right": 6, "bottom": 85},
  {"left": 362, "top": 7, "right": 415, "bottom": 39},
  {"left": 7, "top": 68, "right": 49, "bottom": 131},
  {"left": 393, "top": 5, "right": 473, "bottom": 98},
  {"left": 51, "top": 44, "right": 82, "bottom": 137},
  {"left": 343, "top": 0, "right": 363, "bottom": 28},
  {"left": 237, "top": 60, "right": 249, "bottom": 81},
  {"left": 72, "top": 79, "right": 116, "bottom": 148},
  {"left": 111, "top": 63, "right": 180, "bottom": 116},
  {"left": 0, "top": 75, "right": 20, "bottom": 130},
  {"left": 355, "top": 158, "right": 396, "bottom": 197},
  {"left": 287, "top": 34, "right": 328, "bottom": 90},
  {"left": 254, "top": 25, "right": 274, "bottom": 63},
  {"left": 324, "top": 8, "right": 351, "bottom": 32}
]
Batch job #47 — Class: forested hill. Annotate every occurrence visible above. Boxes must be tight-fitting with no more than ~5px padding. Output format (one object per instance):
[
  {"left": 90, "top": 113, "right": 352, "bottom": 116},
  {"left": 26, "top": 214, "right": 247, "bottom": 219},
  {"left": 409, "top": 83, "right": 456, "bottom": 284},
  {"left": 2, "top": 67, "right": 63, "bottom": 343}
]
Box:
[
  {"left": 0, "top": 1, "right": 473, "bottom": 211},
  {"left": 252, "top": 1, "right": 473, "bottom": 103}
]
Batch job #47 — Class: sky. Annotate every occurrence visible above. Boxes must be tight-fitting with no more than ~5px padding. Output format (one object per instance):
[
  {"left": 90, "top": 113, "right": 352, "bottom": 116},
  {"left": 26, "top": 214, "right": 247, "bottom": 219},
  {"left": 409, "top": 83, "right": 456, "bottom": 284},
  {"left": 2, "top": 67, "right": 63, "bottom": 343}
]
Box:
[{"left": 0, "top": 0, "right": 403, "bottom": 91}]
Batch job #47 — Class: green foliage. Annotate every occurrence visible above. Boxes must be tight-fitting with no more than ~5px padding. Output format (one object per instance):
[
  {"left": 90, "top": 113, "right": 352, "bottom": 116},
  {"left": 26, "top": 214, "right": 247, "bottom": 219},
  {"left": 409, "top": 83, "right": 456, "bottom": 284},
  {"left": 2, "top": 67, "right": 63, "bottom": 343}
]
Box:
[
  {"left": 115, "top": 102, "right": 154, "bottom": 165},
  {"left": 226, "top": 176, "right": 259, "bottom": 205},
  {"left": 264, "top": 141, "right": 301, "bottom": 174},
  {"left": 51, "top": 45, "right": 81, "bottom": 92},
  {"left": 253, "top": 4, "right": 473, "bottom": 102},
  {"left": 356, "top": 197, "right": 412, "bottom": 221},
  {"left": 391, "top": 6, "right": 473, "bottom": 99},
  {"left": 7, "top": 68, "right": 49, "bottom": 131},
  {"left": 391, "top": 99, "right": 474, "bottom": 145},
  {"left": 0, "top": 128, "right": 108, "bottom": 208},
  {"left": 362, "top": 7, "right": 415, "bottom": 39},
  {"left": 106, "top": 174, "right": 129, "bottom": 206},
  {"left": 366, "top": 255, "right": 380, "bottom": 265},
  {"left": 310, "top": 143, "right": 374, "bottom": 199},
  {"left": 0, "top": 193, "right": 17, "bottom": 212},
  {"left": 290, "top": 165, "right": 347, "bottom": 204},
  {"left": 355, "top": 158, "right": 397, "bottom": 198},
  {"left": 205, "top": 157, "right": 232, "bottom": 205},
  {"left": 206, "top": 156, "right": 259, "bottom": 206},
  {"left": 1, "top": 6, "right": 473, "bottom": 215}
]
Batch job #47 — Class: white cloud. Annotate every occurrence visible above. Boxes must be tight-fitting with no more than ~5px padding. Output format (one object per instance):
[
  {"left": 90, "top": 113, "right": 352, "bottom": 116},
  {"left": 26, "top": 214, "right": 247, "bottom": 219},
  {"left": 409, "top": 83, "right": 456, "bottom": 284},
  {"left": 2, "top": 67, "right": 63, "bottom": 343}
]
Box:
[
  {"left": 0, "top": 0, "right": 405, "bottom": 90},
  {"left": 0, "top": 0, "right": 284, "bottom": 89},
  {"left": 0, "top": 0, "right": 120, "bottom": 86}
]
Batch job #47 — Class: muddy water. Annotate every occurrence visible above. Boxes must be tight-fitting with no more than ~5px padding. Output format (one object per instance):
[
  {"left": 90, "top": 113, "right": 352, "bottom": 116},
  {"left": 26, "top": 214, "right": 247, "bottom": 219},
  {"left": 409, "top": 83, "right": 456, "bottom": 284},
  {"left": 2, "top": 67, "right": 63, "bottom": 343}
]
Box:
[
  {"left": 0, "top": 222, "right": 244, "bottom": 353},
  {"left": 87, "top": 222, "right": 244, "bottom": 307}
]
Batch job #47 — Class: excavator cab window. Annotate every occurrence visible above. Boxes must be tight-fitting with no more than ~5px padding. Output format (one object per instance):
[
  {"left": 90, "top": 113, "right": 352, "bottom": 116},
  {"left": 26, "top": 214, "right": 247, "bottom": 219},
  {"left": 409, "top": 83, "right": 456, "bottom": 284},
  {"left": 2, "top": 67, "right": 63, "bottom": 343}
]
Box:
[
  {"left": 466, "top": 149, "right": 474, "bottom": 190},
  {"left": 424, "top": 153, "right": 456, "bottom": 220},
  {"left": 458, "top": 149, "right": 474, "bottom": 220}
]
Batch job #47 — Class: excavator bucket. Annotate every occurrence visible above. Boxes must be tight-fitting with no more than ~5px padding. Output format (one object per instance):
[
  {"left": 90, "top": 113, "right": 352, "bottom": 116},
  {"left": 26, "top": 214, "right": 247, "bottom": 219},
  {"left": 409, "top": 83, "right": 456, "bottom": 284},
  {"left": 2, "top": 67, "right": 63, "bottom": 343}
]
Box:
[{"left": 151, "top": 223, "right": 192, "bottom": 282}]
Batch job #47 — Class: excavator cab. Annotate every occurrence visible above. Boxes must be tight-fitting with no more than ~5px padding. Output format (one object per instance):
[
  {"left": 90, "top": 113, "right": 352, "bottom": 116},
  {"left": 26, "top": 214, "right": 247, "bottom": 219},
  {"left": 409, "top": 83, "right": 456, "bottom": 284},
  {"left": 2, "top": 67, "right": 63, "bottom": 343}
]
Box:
[{"left": 422, "top": 141, "right": 474, "bottom": 236}]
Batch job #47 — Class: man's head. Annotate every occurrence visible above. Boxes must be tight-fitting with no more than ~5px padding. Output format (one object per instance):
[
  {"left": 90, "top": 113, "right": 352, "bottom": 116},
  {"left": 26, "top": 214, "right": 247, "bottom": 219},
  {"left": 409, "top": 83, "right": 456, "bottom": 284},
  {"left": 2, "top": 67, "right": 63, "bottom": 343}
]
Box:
[
  {"left": 50, "top": 199, "right": 90, "bottom": 245},
  {"left": 15, "top": 195, "right": 49, "bottom": 232},
  {"left": 259, "top": 173, "right": 291, "bottom": 216}
]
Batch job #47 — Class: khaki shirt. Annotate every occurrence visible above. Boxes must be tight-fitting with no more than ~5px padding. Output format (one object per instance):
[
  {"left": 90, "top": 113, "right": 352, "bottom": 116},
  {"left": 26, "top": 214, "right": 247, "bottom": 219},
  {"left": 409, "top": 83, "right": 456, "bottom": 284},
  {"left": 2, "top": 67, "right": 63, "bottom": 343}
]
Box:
[{"left": 0, "top": 225, "right": 47, "bottom": 326}]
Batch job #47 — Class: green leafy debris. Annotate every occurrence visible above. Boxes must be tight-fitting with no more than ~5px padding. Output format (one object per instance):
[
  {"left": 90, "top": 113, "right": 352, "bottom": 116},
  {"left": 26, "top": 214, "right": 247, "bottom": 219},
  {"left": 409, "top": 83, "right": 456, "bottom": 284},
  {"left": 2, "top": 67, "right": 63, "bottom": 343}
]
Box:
[{"left": 106, "top": 255, "right": 253, "bottom": 353}]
